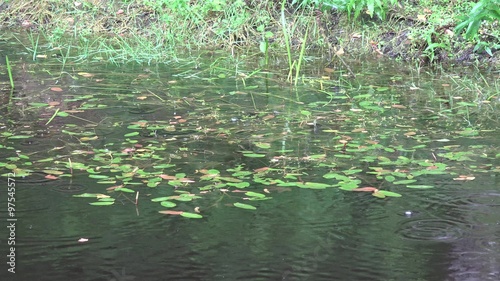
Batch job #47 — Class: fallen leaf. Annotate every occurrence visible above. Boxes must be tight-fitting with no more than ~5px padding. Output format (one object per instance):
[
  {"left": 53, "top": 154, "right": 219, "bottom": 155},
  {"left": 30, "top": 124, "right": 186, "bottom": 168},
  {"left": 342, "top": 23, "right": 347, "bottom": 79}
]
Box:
[
  {"left": 352, "top": 187, "right": 378, "bottom": 192},
  {"left": 50, "top": 87, "right": 63, "bottom": 92},
  {"left": 158, "top": 210, "right": 184, "bottom": 215}
]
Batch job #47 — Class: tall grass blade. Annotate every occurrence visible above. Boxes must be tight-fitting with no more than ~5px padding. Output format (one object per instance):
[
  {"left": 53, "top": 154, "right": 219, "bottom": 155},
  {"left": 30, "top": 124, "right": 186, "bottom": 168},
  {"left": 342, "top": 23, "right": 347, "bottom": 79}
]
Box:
[
  {"left": 5, "top": 56, "right": 14, "bottom": 89},
  {"left": 294, "top": 28, "right": 308, "bottom": 86},
  {"left": 281, "top": 0, "right": 292, "bottom": 81}
]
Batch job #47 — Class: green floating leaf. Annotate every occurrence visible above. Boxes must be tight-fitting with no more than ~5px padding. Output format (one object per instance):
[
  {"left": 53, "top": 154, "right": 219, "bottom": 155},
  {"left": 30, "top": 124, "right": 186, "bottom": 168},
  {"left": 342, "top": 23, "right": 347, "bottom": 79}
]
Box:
[
  {"left": 115, "top": 187, "right": 135, "bottom": 193},
  {"left": 334, "top": 154, "right": 352, "bottom": 158},
  {"left": 406, "top": 185, "right": 434, "bottom": 189},
  {"left": 343, "top": 169, "right": 363, "bottom": 175},
  {"left": 89, "top": 174, "right": 111, "bottom": 179},
  {"left": 245, "top": 191, "right": 266, "bottom": 198},
  {"left": 180, "top": 212, "right": 203, "bottom": 219},
  {"left": 242, "top": 153, "right": 266, "bottom": 158},
  {"left": 8, "top": 135, "right": 33, "bottom": 139},
  {"left": 89, "top": 201, "right": 114, "bottom": 206},
  {"left": 234, "top": 202, "right": 257, "bottom": 210},
  {"left": 385, "top": 175, "right": 396, "bottom": 182},
  {"left": 297, "top": 182, "right": 331, "bottom": 189},
  {"left": 57, "top": 112, "right": 69, "bottom": 117},
  {"left": 151, "top": 197, "right": 172, "bottom": 202},
  {"left": 160, "top": 201, "right": 177, "bottom": 208},
  {"left": 124, "top": 132, "right": 140, "bottom": 137},
  {"left": 255, "top": 142, "right": 271, "bottom": 149},
  {"left": 73, "top": 193, "right": 107, "bottom": 198},
  {"left": 377, "top": 190, "right": 402, "bottom": 197},
  {"left": 393, "top": 179, "right": 417, "bottom": 185},
  {"left": 29, "top": 102, "right": 49, "bottom": 107},
  {"left": 227, "top": 182, "right": 250, "bottom": 188}
]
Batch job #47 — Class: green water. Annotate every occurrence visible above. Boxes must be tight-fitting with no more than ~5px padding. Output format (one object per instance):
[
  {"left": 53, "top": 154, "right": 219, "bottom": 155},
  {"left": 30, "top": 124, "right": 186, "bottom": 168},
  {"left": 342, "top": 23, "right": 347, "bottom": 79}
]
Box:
[{"left": 1, "top": 46, "right": 499, "bottom": 281}]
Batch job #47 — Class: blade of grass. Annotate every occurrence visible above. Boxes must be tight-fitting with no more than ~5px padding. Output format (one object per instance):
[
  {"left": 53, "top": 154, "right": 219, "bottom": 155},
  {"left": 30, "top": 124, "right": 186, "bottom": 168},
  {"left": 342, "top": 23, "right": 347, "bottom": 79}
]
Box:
[
  {"left": 294, "top": 27, "right": 308, "bottom": 86},
  {"left": 6, "top": 56, "right": 14, "bottom": 89},
  {"left": 281, "top": 0, "right": 292, "bottom": 82}
]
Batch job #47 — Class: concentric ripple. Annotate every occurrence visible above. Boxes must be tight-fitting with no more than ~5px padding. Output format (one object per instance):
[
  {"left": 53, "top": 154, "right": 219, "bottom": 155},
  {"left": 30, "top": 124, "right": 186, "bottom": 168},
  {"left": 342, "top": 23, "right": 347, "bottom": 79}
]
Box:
[
  {"left": 396, "top": 218, "right": 468, "bottom": 242},
  {"left": 14, "top": 172, "right": 58, "bottom": 186},
  {"left": 51, "top": 182, "right": 87, "bottom": 194}
]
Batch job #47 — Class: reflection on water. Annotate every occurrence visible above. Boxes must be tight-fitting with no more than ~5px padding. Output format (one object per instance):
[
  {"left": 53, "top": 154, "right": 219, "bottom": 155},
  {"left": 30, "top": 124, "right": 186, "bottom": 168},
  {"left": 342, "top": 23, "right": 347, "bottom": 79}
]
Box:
[{"left": 0, "top": 52, "right": 499, "bottom": 281}]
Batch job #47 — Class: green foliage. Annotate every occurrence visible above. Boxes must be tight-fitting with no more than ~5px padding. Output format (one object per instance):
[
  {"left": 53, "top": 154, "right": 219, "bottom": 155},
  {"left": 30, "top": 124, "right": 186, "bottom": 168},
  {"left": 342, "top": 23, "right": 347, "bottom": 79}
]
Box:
[
  {"left": 455, "top": 0, "right": 500, "bottom": 40},
  {"left": 292, "top": 0, "right": 397, "bottom": 20}
]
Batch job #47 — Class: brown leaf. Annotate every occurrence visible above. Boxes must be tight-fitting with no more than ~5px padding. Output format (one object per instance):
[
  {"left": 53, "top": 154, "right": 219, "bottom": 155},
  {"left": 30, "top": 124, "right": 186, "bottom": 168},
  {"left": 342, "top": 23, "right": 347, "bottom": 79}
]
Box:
[
  {"left": 158, "top": 210, "right": 183, "bottom": 215},
  {"left": 352, "top": 187, "right": 378, "bottom": 192},
  {"left": 391, "top": 104, "right": 406, "bottom": 109},
  {"left": 160, "top": 174, "right": 176, "bottom": 180},
  {"left": 45, "top": 174, "right": 59, "bottom": 180},
  {"left": 106, "top": 185, "right": 124, "bottom": 191},
  {"left": 254, "top": 167, "right": 269, "bottom": 173},
  {"left": 50, "top": 87, "right": 63, "bottom": 92}
]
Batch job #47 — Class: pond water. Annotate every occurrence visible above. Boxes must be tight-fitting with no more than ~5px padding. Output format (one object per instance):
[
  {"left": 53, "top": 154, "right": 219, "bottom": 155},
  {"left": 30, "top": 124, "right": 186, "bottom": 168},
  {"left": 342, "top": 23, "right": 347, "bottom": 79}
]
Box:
[{"left": 1, "top": 43, "right": 500, "bottom": 281}]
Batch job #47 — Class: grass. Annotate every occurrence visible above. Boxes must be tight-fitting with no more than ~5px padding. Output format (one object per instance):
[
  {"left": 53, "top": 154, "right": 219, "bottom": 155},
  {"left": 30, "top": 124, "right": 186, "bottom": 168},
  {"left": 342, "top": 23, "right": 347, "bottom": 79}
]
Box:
[
  {"left": 5, "top": 56, "right": 14, "bottom": 89},
  {"left": 0, "top": 0, "right": 497, "bottom": 66}
]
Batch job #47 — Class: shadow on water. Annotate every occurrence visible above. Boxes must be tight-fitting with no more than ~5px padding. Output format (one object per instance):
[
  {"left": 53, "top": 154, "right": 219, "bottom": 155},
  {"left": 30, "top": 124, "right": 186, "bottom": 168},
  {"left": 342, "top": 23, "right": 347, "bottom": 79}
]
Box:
[{"left": 0, "top": 46, "right": 499, "bottom": 280}]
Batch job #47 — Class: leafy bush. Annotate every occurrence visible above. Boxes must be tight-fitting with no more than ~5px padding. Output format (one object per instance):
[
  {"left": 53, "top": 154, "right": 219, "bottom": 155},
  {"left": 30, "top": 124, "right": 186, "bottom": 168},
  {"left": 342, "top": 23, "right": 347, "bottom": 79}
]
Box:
[
  {"left": 454, "top": 0, "right": 500, "bottom": 40},
  {"left": 291, "top": 0, "right": 398, "bottom": 20}
]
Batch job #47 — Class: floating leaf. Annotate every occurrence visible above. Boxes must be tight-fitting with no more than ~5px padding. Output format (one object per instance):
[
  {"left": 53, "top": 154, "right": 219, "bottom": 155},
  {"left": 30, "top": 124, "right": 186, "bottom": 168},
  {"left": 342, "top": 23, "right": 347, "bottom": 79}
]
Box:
[
  {"left": 115, "top": 187, "right": 135, "bottom": 193},
  {"left": 180, "top": 212, "right": 203, "bottom": 219},
  {"left": 242, "top": 153, "right": 266, "bottom": 158},
  {"left": 151, "top": 197, "right": 172, "bottom": 202},
  {"left": 88, "top": 174, "right": 111, "bottom": 179},
  {"left": 377, "top": 190, "right": 402, "bottom": 197},
  {"left": 245, "top": 191, "right": 266, "bottom": 198},
  {"left": 8, "top": 135, "right": 32, "bottom": 139},
  {"left": 160, "top": 201, "right": 177, "bottom": 208},
  {"left": 227, "top": 182, "right": 250, "bottom": 188},
  {"left": 352, "top": 187, "right": 378, "bottom": 192},
  {"left": 89, "top": 201, "right": 114, "bottom": 206},
  {"left": 159, "top": 210, "right": 183, "bottom": 215},
  {"left": 29, "top": 102, "right": 49, "bottom": 107},
  {"left": 297, "top": 182, "right": 331, "bottom": 189},
  {"left": 124, "top": 132, "right": 140, "bottom": 137},
  {"left": 73, "top": 193, "right": 109, "bottom": 198},
  {"left": 384, "top": 175, "right": 395, "bottom": 182},
  {"left": 393, "top": 179, "right": 417, "bottom": 185},
  {"left": 234, "top": 202, "right": 257, "bottom": 210},
  {"left": 255, "top": 142, "right": 271, "bottom": 149},
  {"left": 50, "top": 87, "right": 63, "bottom": 92},
  {"left": 406, "top": 185, "right": 434, "bottom": 189}
]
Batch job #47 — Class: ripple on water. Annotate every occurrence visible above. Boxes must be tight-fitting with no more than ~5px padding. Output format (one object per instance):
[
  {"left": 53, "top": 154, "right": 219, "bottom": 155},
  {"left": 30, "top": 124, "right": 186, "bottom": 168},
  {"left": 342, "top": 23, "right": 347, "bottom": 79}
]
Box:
[
  {"left": 15, "top": 172, "right": 59, "bottom": 186},
  {"left": 396, "top": 218, "right": 469, "bottom": 242},
  {"left": 51, "top": 182, "right": 87, "bottom": 194}
]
